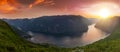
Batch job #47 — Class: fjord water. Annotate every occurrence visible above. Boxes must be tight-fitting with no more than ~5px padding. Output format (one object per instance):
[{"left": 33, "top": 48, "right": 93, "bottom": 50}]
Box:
[
  {"left": 81, "top": 24, "right": 109, "bottom": 46},
  {"left": 29, "top": 24, "right": 109, "bottom": 47}
]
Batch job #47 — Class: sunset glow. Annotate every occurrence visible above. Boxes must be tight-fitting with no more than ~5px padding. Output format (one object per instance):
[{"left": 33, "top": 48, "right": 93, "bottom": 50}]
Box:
[
  {"left": 0, "top": 0, "right": 120, "bottom": 19},
  {"left": 98, "top": 8, "right": 111, "bottom": 19},
  {"left": 81, "top": 2, "right": 119, "bottom": 19}
]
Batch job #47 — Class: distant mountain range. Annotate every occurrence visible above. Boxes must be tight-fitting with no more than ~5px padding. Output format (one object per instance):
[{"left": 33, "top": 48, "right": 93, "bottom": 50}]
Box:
[{"left": 4, "top": 15, "right": 94, "bottom": 38}]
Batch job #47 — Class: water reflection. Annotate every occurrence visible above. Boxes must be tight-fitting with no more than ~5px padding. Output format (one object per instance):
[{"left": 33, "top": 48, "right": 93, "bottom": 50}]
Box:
[
  {"left": 29, "top": 24, "right": 109, "bottom": 47},
  {"left": 81, "top": 24, "right": 109, "bottom": 46}
]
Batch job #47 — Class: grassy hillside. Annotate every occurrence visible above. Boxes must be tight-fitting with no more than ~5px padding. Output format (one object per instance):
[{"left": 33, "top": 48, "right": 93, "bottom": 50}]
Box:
[
  {"left": 79, "top": 25, "right": 120, "bottom": 52},
  {"left": 0, "top": 20, "right": 74, "bottom": 52}
]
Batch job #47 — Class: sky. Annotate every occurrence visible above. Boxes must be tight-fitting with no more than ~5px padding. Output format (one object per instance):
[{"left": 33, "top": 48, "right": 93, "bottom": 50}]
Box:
[{"left": 0, "top": 0, "right": 120, "bottom": 19}]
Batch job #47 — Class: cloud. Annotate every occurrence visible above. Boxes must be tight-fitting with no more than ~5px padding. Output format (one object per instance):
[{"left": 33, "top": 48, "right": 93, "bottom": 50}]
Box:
[{"left": 0, "top": 0, "right": 49, "bottom": 14}]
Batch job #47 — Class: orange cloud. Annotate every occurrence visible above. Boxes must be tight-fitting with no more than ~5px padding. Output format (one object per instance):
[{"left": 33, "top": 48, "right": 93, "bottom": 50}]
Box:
[
  {"left": 0, "top": 0, "right": 45, "bottom": 13},
  {"left": 29, "top": 0, "right": 45, "bottom": 8}
]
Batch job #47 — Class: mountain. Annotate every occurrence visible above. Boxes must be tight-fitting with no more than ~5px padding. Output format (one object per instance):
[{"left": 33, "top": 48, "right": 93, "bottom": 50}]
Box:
[{"left": 4, "top": 15, "right": 92, "bottom": 38}]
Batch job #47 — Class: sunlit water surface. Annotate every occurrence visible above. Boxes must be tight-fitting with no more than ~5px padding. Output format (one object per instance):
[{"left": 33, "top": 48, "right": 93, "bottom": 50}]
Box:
[{"left": 28, "top": 24, "right": 109, "bottom": 47}]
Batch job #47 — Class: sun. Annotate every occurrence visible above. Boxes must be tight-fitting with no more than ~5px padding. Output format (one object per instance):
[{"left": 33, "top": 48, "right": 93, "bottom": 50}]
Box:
[
  {"left": 98, "top": 8, "right": 111, "bottom": 19},
  {"left": 82, "top": 2, "right": 119, "bottom": 19}
]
